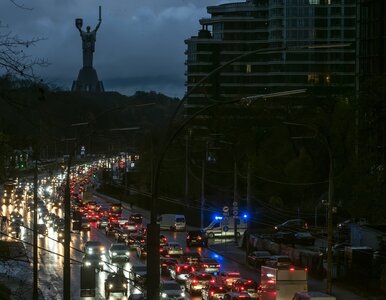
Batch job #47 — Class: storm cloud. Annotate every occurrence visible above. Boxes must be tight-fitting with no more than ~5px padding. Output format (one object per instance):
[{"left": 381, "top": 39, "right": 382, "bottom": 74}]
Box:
[{"left": 1, "top": 0, "right": 232, "bottom": 98}]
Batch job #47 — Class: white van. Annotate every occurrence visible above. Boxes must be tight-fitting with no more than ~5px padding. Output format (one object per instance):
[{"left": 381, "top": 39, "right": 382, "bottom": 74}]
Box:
[
  {"left": 203, "top": 216, "right": 247, "bottom": 238},
  {"left": 157, "top": 214, "right": 186, "bottom": 231},
  {"left": 292, "top": 292, "right": 336, "bottom": 300}
]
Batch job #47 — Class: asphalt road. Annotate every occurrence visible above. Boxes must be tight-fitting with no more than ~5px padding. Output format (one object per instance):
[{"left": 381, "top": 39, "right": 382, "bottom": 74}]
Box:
[{"left": 12, "top": 191, "right": 259, "bottom": 300}]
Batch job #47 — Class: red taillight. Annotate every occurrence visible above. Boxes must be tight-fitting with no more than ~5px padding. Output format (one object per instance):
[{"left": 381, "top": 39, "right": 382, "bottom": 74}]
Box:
[
  {"left": 184, "top": 265, "right": 188, "bottom": 269},
  {"left": 197, "top": 236, "right": 202, "bottom": 240},
  {"left": 192, "top": 279, "right": 198, "bottom": 284},
  {"left": 210, "top": 291, "right": 215, "bottom": 296},
  {"left": 210, "top": 279, "right": 215, "bottom": 283},
  {"left": 216, "top": 264, "right": 220, "bottom": 268},
  {"left": 177, "top": 266, "right": 181, "bottom": 272},
  {"left": 203, "top": 264, "right": 208, "bottom": 268},
  {"left": 162, "top": 263, "right": 166, "bottom": 266},
  {"left": 240, "top": 286, "right": 245, "bottom": 291},
  {"left": 289, "top": 267, "right": 295, "bottom": 271}
]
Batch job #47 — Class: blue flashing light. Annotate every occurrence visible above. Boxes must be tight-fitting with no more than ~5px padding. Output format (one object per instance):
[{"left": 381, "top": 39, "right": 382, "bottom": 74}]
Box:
[
  {"left": 215, "top": 216, "right": 223, "bottom": 220},
  {"left": 243, "top": 214, "right": 248, "bottom": 219}
]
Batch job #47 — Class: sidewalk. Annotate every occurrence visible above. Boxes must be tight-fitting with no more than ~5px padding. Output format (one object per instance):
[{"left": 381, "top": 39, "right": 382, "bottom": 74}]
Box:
[{"left": 207, "top": 239, "right": 378, "bottom": 300}]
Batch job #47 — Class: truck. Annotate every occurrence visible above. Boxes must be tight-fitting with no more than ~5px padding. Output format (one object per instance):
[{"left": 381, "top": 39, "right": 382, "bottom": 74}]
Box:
[
  {"left": 259, "top": 265, "right": 308, "bottom": 300},
  {"left": 203, "top": 216, "right": 247, "bottom": 238},
  {"left": 157, "top": 214, "right": 186, "bottom": 231}
]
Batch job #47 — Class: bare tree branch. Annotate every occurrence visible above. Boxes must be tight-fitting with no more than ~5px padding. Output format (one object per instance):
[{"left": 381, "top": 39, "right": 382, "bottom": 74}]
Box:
[
  {"left": 0, "top": 31, "right": 49, "bottom": 79},
  {"left": 9, "top": 0, "right": 33, "bottom": 10}
]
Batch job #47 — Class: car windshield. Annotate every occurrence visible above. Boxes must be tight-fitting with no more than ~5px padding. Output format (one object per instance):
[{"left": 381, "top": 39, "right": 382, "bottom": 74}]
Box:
[
  {"left": 176, "top": 218, "right": 185, "bottom": 223},
  {"left": 133, "top": 266, "right": 147, "bottom": 273},
  {"left": 163, "top": 283, "right": 180, "bottom": 290},
  {"left": 111, "top": 244, "right": 127, "bottom": 251}
]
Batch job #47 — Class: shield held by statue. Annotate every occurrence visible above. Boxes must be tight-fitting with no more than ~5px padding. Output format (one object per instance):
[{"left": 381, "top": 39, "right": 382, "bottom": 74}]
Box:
[{"left": 75, "top": 18, "right": 83, "bottom": 28}]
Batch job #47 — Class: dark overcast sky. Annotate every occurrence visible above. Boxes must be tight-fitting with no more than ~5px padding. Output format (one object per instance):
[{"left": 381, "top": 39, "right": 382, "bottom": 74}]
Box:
[{"left": 1, "top": 0, "right": 232, "bottom": 98}]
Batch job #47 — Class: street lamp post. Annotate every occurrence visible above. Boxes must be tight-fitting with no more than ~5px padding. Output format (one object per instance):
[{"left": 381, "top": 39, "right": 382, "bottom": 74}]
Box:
[
  {"left": 146, "top": 89, "right": 306, "bottom": 300},
  {"left": 146, "top": 43, "right": 348, "bottom": 300},
  {"left": 283, "top": 121, "right": 334, "bottom": 294}
]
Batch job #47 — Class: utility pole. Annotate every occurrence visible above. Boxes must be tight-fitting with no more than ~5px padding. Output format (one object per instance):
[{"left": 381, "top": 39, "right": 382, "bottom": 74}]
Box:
[
  {"left": 201, "top": 157, "right": 205, "bottom": 230},
  {"left": 326, "top": 145, "right": 334, "bottom": 294},
  {"left": 33, "top": 155, "right": 38, "bottom": 300},
  {"left": 64, "top": 154, "right": 73, "bottom": 300},
  {"left": 245, "top": 161, "right": 251, "bottom": 263},
  {"left": 185, "top": 132, "right": 189, "bottom": 208},
  {"left": 233, "top": 161, "right": 238, "bottom": 244}
]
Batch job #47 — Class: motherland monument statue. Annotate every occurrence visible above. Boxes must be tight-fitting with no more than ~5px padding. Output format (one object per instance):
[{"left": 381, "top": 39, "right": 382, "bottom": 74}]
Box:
[{"left": 72, "top": 6, "right": 104, "bottom": 92}]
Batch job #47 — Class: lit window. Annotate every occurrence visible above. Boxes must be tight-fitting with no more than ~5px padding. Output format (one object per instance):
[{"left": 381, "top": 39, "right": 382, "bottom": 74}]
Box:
[
  {"left": 246, "top": 64, "right": 251, "bottom": 73},
  {"left": 307, "top": 73, "right": 320, "bottom": 84}
]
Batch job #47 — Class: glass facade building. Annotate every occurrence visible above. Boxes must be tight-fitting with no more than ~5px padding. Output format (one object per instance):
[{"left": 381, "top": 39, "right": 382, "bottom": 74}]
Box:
[{"left": 185, "top": 0, "right": 357, "bottom": 115}]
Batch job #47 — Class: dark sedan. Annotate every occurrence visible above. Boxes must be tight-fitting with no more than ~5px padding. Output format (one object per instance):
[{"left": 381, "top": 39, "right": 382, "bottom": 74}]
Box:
[{"left": 247, "top": 250, "right": 272, "bottom": 268}]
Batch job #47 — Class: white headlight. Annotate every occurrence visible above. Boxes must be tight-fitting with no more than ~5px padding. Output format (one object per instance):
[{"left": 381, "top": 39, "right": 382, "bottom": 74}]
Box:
[
  {"left": 112, "top": 252, "right": 117, "bottom": 256},
  {"left": 109, "top": 284, "right": 113, "bottom": 289},
  {"left": 125, "top": 252, "right": 130, "bottom": 256},
  {"left": 162, "top": 293, "right": 167, "bottom": 298},
  {"left": 181, "top": 292, "right": 185, "bottom": 297},
  {"left": 123, "top": 283, "right": 127, "bottom": 288},
  {"left": 84, "top": 261, "right": 91, "bottom": 267}
]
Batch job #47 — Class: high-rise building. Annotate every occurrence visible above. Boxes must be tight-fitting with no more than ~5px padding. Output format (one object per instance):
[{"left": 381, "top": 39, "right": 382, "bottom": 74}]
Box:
[
  {"left": 358, "top": 0, "right": 386, "bottom": 80},
  {"left": 185, "top": 0, "right": 356, "bottom": 116}
]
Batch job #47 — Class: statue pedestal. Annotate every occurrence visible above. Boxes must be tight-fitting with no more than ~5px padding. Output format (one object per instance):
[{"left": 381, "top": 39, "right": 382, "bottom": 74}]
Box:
[{"left": 72, "top": 67, "right": 104, "bottom": 92}]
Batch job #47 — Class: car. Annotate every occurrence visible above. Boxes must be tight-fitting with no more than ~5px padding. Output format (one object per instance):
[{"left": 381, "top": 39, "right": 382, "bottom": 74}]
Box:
[
  {"left": 105, "top": 222, "right": 120, "bottom": 236},
  {"left": 185, "top": 272, "right": 215, "bottom": 294},
  {"left": 10, "top": 212, "right": 23, "bottom": 226},
  {"left": 37, "top": 223, "right": 48, "bottom": 236},
  {"left": 57, "top": 228, "right": 65, "bottom": 243},
  {"left": 274, "top": 219, "right": 308, "bottom": 231},
  {"left": 186, "top": 230, "right": 208, "bottom": 247},
  {"left": 163, "top": 242, "right": 183, "bottom": 256},
  {"left": 114, "top": 228, "right": 133, "bottom": 244},
  {"left": 82, "top": 253, "right": 104, "bottom": 271},
  {"left": 271, "top": 231, "right": 295, "bottom": 244},
  {"left": 223, "top": 291, "right": 252, "bottom": 300},
  {"left": 247, "top": 251, "right": 273, "bottom": 268},
  {"left": 159, "top": 280, "right": 185, "bottom": 300},
  {"left": 109, "top": 243, "right": 130, "bottom": 262},
  {"left": 129, "top": 265, "right": 147, "bottom": 288},
  {"left": 160, "top": 234, "right": 168, "bottom": 247},
  {"left": 264, "top": 255, "right": 292, "bottom": 268},
  {"left": 84, "top": 240, "right": 105, "bottom": 255},
  {"left": 129, "top": 213, "right": 143, "bottom": 224},
  {"left": 202, "top": 282, "right": 229, "bottom": 300},
  {"left": 179, "top": 252, "right": 201, "bottom": 266},
  {"left": 38, "top": 206, "right": 49, "bottom": 219},
  {"left": 104, "top": 269, "right": 128, "bottom": 298},
  {"left": 136, "top": 244, "right": 147, "bottom": 260},
  {"left": 231, "top": 279, "right": 259, "bottom": 299},
  {"left": 8, "top": 222, "right": 21, "bottom": 238},
  {"left": 160, "top": 257, "right": 178, "bottom": 276},
  {"left": 80, "top": 217, "right": 91, "bottom": 231},
  {"left": 169, "top": 263, "right": 196, "bottom": 282},
  {"left": 96, "top": 216, "right": 109, "bottom": 228},
  {"left": 200, "top": 258, "right": 221, "bottom": 274},
  {"left": 126, "top": 233, "right": 146, "bottom": 250},
  {"left": 220, "top": 272, "right": 241, "bottom": 287},
  {"left": 121, "top": 220, "right": 139, "bottom": 232},
  {"left": 294, "top": 231, "right": 315, "bottom": 246}
]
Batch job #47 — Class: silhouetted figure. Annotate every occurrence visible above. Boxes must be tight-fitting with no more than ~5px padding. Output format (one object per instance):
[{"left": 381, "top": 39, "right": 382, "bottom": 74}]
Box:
[{"left": 76, "top": 18, "right": 101, "bottom": 68}]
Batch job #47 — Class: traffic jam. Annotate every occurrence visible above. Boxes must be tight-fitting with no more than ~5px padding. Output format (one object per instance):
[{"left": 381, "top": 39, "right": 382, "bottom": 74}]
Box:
[{"left": 1, "top": 162, "right": 307, "bottom": 300}]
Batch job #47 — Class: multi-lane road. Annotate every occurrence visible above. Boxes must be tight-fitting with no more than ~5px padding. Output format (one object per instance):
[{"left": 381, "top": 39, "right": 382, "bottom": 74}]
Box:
[{"left": 8, "top": 189, "right": 257, "bottom": 300}]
